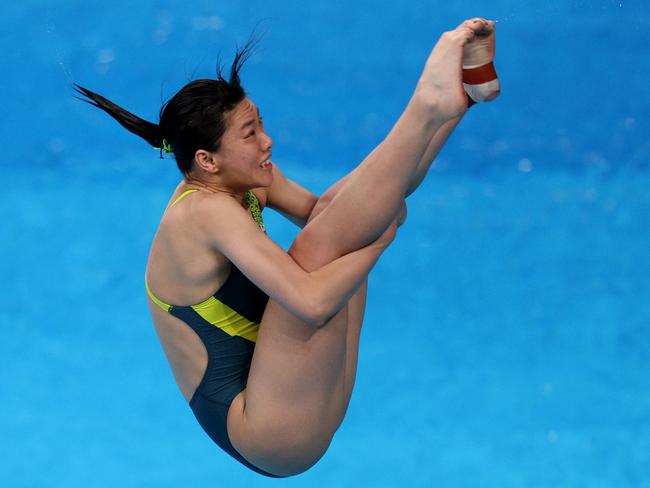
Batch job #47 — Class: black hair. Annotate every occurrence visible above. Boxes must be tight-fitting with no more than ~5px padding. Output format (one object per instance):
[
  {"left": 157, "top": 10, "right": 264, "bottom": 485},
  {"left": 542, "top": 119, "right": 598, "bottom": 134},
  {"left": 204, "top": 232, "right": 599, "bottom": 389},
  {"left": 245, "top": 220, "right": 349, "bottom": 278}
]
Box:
[{"left": 73, "top": 37, "right": 258, "bottom": 176}]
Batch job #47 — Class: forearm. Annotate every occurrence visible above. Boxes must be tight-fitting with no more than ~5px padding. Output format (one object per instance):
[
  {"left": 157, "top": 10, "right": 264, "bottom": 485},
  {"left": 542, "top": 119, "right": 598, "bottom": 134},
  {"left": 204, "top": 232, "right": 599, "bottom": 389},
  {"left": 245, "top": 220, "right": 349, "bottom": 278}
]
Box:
[
  {"left": 406, "top": 114, "right": 464, "bottom": 197},
  {"left": 298, "top": 239, "right": 387, "bottom": 326}
]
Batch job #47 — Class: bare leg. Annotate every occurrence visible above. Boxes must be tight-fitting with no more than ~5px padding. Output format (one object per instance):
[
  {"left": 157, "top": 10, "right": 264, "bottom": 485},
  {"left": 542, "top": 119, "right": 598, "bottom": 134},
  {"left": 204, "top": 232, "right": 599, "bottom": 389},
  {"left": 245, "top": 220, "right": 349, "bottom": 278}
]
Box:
[
  {"left": 339, "top": 281, "right": 368, "bottom": 420},
  {"left": 227, "top": 19, "right": 493, "bottom": 476},
  {"left": 406, "top": 115, "right": 463, "bottom": 196},
  {"left": 289, "top": 20, "right": 485, "bottom": 271},
  {"left": 335, "top": 21, "right": 501, "bottom": 415}
]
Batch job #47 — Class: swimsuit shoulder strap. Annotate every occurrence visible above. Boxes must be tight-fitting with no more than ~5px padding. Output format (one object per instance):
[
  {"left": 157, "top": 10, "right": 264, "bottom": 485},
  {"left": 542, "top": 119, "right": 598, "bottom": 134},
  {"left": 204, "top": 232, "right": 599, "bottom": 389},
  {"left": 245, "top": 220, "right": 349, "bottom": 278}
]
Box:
[
  {"left": 147, "top": 188, "right": 265, "bottom": 313},
  {"left": 171, "top": 189, "right": 263, "bottom": 230},
  {"left": 145, "top": 275, "right": 173, "bottom": 312},
  {"left": 170, "top": 188, "right": 200, "bottom": 208},
  {"left": 146, "top": 188, "right": 201, "bottom": 313}
]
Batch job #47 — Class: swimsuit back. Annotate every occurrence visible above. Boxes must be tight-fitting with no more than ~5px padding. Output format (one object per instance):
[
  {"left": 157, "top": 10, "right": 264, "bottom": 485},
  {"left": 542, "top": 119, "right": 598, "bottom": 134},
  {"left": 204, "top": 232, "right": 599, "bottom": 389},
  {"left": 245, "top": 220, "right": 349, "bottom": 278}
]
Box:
[{"left": 145, "top": 189, "right": 280, "bottom": 478}]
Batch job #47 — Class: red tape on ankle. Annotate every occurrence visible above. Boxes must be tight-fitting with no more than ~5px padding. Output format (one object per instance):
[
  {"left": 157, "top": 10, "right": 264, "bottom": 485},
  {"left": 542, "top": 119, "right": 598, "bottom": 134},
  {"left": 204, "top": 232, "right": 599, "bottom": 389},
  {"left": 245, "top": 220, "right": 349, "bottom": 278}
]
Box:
[{"left": 462, "top": 62, "right": 497, "bottom": 84}]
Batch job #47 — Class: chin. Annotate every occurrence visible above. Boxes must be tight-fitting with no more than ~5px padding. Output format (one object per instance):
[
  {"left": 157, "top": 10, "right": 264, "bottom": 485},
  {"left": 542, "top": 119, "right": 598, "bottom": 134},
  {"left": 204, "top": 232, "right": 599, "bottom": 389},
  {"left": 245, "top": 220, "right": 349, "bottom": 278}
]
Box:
[{"left": 256, "top": 173, "right": 274, "bottom": 188}]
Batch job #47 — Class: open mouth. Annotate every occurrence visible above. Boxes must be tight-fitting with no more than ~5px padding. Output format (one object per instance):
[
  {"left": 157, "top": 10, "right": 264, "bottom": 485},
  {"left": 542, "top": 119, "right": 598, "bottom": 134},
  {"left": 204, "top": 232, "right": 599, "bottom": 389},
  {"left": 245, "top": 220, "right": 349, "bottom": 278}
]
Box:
[{"left": 260, "top": 158, "right": 272, "bottom": 169}]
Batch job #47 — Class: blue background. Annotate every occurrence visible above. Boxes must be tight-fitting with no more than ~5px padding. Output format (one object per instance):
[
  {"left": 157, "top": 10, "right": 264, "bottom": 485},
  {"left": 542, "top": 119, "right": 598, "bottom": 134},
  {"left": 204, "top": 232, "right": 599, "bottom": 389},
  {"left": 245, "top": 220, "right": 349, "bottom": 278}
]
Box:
[{"left": 2, "top": 1, "right": 649, "bottom": 486}]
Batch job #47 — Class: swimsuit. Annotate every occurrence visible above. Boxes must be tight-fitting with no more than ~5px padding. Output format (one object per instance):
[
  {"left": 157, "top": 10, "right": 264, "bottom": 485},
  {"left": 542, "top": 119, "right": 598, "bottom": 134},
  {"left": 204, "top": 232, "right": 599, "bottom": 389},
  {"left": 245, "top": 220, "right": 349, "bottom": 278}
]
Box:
[{"left": 145, "top": 189, "right": 282, "bottom": 478}]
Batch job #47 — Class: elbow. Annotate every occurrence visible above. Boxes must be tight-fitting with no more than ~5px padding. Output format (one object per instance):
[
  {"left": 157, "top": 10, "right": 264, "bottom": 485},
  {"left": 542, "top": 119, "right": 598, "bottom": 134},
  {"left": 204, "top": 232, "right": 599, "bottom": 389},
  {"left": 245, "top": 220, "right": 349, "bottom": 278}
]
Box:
[
  {"left": 295, "top": 272, "right": 340, "bottom": 328},
  {"left": 302, "top": 297, "right": 331, "bottom": 328},
  {"left": 305, "top": 304, "right": 330, "bottom": 328}
]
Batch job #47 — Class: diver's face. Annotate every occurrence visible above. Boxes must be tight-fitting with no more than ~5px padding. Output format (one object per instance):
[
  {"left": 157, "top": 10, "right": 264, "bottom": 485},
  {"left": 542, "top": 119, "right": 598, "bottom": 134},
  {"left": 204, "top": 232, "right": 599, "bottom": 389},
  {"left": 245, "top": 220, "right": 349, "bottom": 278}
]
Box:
[{"left": 216, "top": 98, "right": 274, "bottom": 190}]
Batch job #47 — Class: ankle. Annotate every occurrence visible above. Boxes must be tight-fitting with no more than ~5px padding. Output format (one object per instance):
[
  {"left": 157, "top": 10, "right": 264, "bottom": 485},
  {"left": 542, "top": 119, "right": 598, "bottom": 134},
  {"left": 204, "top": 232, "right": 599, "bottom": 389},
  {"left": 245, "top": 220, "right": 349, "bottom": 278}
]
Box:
[{"left": 410, "top": 88, "right": 466, "bottom": 125}]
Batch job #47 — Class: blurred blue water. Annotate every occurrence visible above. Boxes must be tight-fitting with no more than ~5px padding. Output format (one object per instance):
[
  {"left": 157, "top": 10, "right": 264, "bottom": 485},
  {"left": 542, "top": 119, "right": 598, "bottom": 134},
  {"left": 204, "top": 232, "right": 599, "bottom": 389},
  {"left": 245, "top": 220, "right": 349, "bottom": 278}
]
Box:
[{"left": 2, "top": 1, "right": 649, "bottom": 487}]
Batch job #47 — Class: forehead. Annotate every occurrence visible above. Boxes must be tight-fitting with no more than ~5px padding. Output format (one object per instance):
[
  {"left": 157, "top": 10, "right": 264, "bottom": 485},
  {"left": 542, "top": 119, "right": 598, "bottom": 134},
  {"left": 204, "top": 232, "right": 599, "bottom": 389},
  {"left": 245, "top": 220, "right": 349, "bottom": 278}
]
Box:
[{"left": 229, "top": 98, "right": 259, "bottom": 123}]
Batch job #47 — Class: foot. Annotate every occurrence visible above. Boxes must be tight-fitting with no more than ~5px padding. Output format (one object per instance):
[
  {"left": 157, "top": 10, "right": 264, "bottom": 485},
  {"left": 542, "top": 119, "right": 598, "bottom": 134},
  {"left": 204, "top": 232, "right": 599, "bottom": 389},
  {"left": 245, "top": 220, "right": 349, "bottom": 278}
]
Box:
[
  {"left": 416, "top": 19, "right": 491, "bottom": 122},
  {"left": 462, "top": 18, "right": 500, "bottom": 103}
]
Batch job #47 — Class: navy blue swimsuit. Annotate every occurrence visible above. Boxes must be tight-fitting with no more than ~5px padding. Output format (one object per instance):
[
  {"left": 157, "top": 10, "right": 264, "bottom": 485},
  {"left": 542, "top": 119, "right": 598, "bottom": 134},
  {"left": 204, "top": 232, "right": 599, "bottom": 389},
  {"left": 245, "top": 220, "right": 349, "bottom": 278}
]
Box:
[{"left": 146, "top": 189, "right": 283, "bottom": 478}]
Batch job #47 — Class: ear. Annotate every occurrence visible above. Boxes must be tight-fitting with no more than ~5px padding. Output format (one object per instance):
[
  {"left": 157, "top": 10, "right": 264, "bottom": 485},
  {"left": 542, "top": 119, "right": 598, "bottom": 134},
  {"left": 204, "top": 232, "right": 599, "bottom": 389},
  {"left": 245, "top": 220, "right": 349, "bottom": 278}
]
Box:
[{"left": 194, "top": 149, "right": 221, "bottom": 174}]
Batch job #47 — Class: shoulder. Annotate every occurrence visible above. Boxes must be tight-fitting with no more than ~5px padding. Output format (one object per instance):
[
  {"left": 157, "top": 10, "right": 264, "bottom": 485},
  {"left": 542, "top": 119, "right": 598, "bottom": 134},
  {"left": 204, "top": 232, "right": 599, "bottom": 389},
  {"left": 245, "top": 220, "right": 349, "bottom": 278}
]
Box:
[
  {"left": 162, "top": 189, "right": 251, "bottom": 236},
  {"left": 190, "top": 191, "right": 267, "bottom": 248},
  {"left": 191, "top": 190, "right": 252, "bottom": 222}
]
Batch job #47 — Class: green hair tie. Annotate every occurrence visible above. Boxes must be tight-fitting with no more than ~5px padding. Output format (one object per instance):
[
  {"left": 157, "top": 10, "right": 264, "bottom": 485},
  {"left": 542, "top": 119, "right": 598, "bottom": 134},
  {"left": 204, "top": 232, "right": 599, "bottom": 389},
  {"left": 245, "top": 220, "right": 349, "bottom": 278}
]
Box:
[
  {"left": 158, "top": 139, "right": 173, "bottom": 158},
  {"left": 244, "top": 190, "right": 266, "bottom": 233}
]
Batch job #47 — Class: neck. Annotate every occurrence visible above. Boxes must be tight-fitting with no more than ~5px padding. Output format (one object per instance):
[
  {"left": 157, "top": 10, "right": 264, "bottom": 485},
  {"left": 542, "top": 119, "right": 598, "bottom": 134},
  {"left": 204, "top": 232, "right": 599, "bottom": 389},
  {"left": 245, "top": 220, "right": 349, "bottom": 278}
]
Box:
[{"left": 184, "top": 176, "right": 246, "bottom": 204}]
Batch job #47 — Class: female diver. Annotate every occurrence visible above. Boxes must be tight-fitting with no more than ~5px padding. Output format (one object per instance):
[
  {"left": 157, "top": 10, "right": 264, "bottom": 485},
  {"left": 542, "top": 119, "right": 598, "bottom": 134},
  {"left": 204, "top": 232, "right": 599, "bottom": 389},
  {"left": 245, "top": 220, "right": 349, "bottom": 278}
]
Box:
[{"left": 75, "top": 18, "right": 499, "bottom": 477}]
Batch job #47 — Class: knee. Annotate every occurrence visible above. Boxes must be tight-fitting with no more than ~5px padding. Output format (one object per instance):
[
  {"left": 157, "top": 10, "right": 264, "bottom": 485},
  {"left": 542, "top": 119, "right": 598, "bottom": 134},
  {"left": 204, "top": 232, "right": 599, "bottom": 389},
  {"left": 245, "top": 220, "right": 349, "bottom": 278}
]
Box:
[
  {"left": 306, "top": 189, "right": 335, "bottom": 225},
  {"left": 289, "top": 224, "right": 336, "bottom": 273},
  {"left": 290, "top": 186, "right": 353, "bottom": 272}
]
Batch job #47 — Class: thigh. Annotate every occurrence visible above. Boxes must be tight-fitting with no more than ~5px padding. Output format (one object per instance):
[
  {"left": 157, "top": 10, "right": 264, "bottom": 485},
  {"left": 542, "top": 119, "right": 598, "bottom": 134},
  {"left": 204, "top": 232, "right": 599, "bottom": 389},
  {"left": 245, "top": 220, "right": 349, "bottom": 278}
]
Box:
[
  {"left": 226, "top": 298, "right": 351, "bottom": 475},
  {"left": 228, "top": 279, "right": 368, "bottom": 474},
  {"left": 226, "top": 169, "right": 380, "bottom": 474},
  {"left": 343, "top": 280, "right": 368, "bottom": 408}
]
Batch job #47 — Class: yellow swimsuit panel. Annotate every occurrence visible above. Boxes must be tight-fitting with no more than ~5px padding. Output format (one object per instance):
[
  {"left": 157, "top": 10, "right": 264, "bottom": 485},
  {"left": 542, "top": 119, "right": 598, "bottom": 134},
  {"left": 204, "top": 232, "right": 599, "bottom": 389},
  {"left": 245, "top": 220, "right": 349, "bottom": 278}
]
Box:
[{"left": 145, "top": 188, "right": 262, "bottom": 343}]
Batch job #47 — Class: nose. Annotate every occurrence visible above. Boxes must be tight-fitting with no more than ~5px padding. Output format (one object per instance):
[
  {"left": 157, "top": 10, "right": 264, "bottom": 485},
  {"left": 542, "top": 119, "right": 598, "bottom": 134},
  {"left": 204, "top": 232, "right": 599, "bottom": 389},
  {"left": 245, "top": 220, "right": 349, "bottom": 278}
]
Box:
[{"left": 261, "top": 130, "right": 273, "bottom": 151}]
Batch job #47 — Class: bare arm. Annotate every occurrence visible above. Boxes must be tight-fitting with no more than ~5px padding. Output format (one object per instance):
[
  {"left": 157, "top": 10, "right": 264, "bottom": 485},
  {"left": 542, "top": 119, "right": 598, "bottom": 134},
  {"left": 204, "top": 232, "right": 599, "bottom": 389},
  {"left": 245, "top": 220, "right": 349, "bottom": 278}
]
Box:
[
  {"left": 264, "top": 163, "right": 318, "bottom": 228},
  {"left": 196, "top": 193, "right": 394, "bottom": 327}
]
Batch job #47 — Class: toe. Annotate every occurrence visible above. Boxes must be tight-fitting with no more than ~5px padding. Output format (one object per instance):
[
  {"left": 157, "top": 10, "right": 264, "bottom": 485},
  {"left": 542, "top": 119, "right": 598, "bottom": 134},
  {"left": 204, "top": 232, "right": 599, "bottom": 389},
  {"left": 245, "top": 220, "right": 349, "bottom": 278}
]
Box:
[
  {"left": 459, "top": 18, "right": 481, "bottom": 30},
  {"left": 464, "top": 18, "right": 491, "bottom": 35},
  {"left": 475, "top": 19, "right": 495, "bottom": 37}
]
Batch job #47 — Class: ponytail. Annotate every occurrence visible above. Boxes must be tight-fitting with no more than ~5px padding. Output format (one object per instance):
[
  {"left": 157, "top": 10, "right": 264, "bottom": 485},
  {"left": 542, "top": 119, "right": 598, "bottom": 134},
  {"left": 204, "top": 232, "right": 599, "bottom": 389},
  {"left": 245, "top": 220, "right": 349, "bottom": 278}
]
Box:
[
  {"left": 74, "top": 33, "right": 259, "bottom": 175},
  {"left": 73, "top": 84, "right": 163, "bottom": 150}
]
